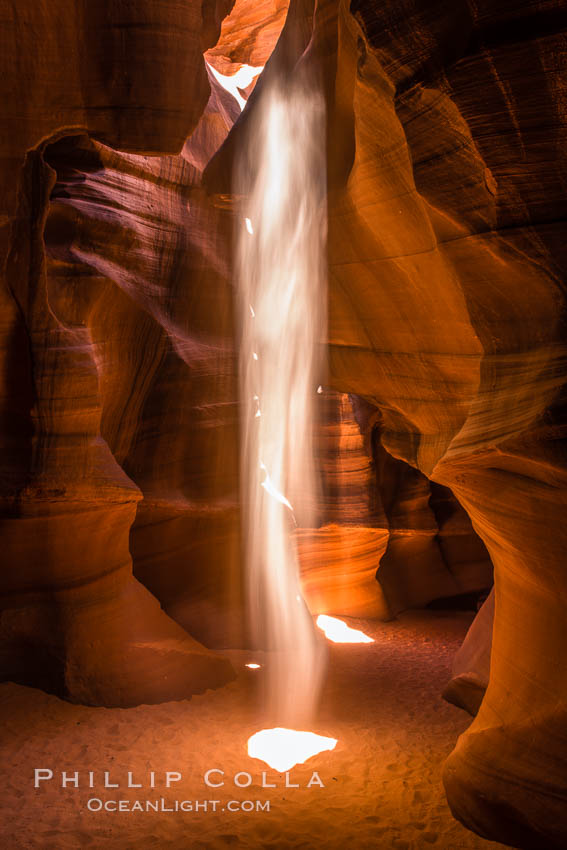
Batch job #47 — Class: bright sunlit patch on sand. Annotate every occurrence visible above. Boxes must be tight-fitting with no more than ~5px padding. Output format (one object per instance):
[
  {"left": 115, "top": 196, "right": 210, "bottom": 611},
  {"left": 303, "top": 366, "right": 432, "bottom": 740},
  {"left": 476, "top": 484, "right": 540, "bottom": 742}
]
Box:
[
  {"left": 247, "top": 728, "right": 337, "bottom": 772},
  {"left": 245, "top": 663, "right": 261, "bottom": 669},
  {"left": 316, "top": 615, "right": 374, "bottom": 644}
]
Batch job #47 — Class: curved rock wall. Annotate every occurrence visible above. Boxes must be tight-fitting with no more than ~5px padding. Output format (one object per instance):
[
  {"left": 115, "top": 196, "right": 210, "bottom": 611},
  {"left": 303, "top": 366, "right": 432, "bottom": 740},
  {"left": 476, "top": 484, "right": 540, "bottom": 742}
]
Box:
[
  {"left": 297, "top": 389, "right": 492, "bottom": 619},
  {"left": 206, "top": 0, "right": 567, "bottom": 846},
  {"left": 327, "top": 1, "right": 567, "bottom": 847},
  {"left": 372, "top": 430, "right": 492, "bottom": 617},
  {"left": 443, "top": 588, "right": 494, "bottom": 716},
  {"left": 206, "top": 0, "right": 288, "bottom": 71},
  {"left": 2, "top": 0, "right": 567, "bottom": 845},
  {"left": 296, "top": 390, "right": 390, "bottom": 618},
  {"left": 0, "top": 1, "right": 238, "bottom": 704}
]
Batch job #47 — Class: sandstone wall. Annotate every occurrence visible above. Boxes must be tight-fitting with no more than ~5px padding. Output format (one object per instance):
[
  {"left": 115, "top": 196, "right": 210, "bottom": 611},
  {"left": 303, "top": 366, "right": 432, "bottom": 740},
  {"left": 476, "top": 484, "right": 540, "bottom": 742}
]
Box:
[
  {"left": 206, "top": 0, "right": 567, "bottom": 845},
  {"left": 0, "top": 0, "right": 238, "bottom": 705},
  {"left": 327, "top": 2, "right": 567, "bottom": 846},
  {"left": 2, "top": 1, "right": 566, "bottom": 845}
]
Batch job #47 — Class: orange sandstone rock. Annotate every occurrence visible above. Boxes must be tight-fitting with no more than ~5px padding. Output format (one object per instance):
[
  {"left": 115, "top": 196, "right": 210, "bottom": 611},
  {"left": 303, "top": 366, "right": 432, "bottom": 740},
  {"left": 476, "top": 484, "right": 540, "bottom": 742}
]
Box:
[{"left": 206, "top": 0, "right": 567, "bottom": 846}]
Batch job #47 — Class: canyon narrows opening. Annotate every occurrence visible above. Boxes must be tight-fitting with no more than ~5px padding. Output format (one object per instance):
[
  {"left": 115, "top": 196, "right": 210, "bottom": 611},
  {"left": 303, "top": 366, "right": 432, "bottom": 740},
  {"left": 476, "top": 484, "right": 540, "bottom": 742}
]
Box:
[{"left": 235, "top": 75, "right": 331, "bottom": 769}]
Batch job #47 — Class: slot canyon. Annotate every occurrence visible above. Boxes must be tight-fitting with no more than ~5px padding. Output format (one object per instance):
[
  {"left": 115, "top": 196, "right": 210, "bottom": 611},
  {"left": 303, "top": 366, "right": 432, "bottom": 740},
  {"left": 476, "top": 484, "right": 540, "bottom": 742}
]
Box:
[{"left": 0, "top": 0, "right": 566, "bottom": 848}]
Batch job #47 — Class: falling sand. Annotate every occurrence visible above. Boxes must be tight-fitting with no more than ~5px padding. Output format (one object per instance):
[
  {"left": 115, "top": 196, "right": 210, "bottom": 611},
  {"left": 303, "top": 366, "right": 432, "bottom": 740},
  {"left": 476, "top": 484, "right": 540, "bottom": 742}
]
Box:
[
  {"left": 235, "top": 76, "right": 328, "bottom": 729},
  {"left": 0, "top": 611, "right": 516, "bottom": 850}
]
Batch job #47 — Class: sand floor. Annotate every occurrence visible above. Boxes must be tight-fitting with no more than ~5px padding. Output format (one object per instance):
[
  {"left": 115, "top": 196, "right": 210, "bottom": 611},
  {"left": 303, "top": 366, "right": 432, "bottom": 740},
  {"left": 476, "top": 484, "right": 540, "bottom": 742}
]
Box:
[{"left": 0, "top": 611, "right": 514, "bottom": 850}]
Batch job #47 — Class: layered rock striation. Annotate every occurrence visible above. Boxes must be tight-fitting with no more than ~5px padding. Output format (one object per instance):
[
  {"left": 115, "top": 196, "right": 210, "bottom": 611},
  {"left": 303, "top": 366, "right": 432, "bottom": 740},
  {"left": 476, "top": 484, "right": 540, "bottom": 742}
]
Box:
[
  {"left": 0, "top": 1, "right": 240, "bottom": 705},
  {"left": 297, "top": 390, "right": 492, "bottom": 619},
  {"left": 330, "top": 2, "right": 567, "bottom": 846},
  {"left": 206, "top": 0, "right": 567, "bottom": 846},
  {"left": 2, "top": 0, "right": 567, "bottom": 846}
]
